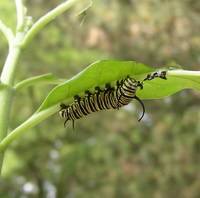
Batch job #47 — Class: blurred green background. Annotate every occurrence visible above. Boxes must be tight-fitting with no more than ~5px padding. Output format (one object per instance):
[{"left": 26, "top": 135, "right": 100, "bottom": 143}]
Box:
[{"left": 1, "top": 0, "right": 200, "bottom": 197}]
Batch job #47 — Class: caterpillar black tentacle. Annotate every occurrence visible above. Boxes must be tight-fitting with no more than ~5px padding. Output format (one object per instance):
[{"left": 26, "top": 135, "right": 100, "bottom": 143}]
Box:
[{"left": 134, "top": 95, "right": 145, "bottom": 122}]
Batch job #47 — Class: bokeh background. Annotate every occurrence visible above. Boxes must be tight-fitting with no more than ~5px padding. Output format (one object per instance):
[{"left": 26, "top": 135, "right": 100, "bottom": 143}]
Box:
[{"left": 1, "top": 0, "right": 200, "bottom": 197}]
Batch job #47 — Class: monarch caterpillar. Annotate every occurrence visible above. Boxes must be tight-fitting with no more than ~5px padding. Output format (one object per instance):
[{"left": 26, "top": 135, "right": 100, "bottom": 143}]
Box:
[{"left": 59, "top": 70, "right": 167, "bottom": 128}]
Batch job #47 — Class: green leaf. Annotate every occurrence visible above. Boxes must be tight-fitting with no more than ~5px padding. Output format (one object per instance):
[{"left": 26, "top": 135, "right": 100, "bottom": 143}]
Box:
[{"left": 37, "top": 60, "right": 154, "bottom": 112}]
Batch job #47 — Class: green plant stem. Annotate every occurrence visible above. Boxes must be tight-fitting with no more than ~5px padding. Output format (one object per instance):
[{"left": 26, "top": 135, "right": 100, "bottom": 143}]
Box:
[
  {"left": 0, "top": 85, "right": 14, "bottom": 171},
  {"left": 0, "top": 33, "right": 26, "bottom": 130},
  {"left": 22, "top": 0, "right": 82, "bottom": 47},
  {"left": 0, "top": 32, "right": 25, "bottom": 172},
  {"left": 0, "top": 21, "right": 14, "bottom": 48},
  {"left": 168, "top": 70, "right": 200, "bottom": 77},
  {"left": 15, "top": 0, "right": 27, "bottom": 31},
  {"left": 0, "top": 105, "right": 58, "bottom": 152},
  {"left": 1, "top": 38, "right": 25, "bottom": 85}
]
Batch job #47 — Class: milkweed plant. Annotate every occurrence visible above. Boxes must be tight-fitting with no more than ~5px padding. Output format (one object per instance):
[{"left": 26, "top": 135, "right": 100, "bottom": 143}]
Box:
[{"left": 0, "top": 0, "right": 199, "bottom": 174}]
